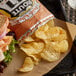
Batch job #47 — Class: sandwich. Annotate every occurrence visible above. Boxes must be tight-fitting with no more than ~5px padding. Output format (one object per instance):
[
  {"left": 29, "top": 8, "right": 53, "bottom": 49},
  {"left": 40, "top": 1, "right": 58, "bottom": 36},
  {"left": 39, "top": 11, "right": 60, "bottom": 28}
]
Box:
[{"left": 0, "top": 15, "right": 17, "bottom": 73}]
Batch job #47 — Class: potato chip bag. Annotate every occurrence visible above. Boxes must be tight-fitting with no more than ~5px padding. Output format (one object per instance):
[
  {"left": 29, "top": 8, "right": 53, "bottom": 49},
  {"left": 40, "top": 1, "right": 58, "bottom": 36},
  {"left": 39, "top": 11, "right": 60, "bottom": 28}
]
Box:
[{"left": 0, "top": 0, "right": 54, "bottom": 42}]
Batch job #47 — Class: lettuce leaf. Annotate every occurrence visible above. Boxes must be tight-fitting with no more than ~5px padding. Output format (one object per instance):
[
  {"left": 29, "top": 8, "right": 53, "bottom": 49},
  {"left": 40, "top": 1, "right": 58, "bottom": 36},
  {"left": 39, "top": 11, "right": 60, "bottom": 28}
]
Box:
[{"left": 3, "top": 39, "right": 18, "bottom": 63}]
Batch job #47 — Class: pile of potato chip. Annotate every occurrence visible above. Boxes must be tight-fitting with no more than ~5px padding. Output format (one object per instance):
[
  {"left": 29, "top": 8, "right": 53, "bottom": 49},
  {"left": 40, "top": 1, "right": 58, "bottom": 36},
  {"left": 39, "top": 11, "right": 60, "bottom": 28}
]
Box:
[{"left": 19, "top": 20, "right": 69, "bottom": 72}]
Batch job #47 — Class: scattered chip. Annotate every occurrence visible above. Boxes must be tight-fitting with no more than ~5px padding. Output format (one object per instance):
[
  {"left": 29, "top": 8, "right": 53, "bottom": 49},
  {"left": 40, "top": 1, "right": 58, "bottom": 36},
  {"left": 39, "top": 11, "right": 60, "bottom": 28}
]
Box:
[
  {"left": 45, "top": 27, "right": 60, "bottom": 39},
  {"left": 51, "top": 34, "right": 67, "bottom": 42},
  {"left": 24, "top": 36, "right": 34, "bottom": 43},
  {"left": 50, "top": 42, "right": 60, "bottom": 52},
  {"left": 43, "top": 39, "right": 50, "bottom": 44},
  {"left": 40, "top": 44, "right": 60, "bottom": 62},
  {"left": 19, "top": 57, "right": 34, "bottom": 72},
  {"left": 29, "top": 55, "right": 41, "bottom": 65},
  {"left": 37, "top": 24, "right": 49, "bottom": 32},
  {"left": 19, "top": 20, "right": 69, "bottom": 72},
  {"left": 47, "top": 19, "right": 54, "bottom": 27},
  {"left": 58, "top": 40, "right": 69, "bottom": 53},
  {"left": 59, "top": 27, "right": 67, "bottom": 34},
  {"left": 35, "top": 31, "right": 47, "bottom": 39},
  {"left": 51, "top": 40, "right": 69, "bottom": 53},
  {"left": 20, "top": 42, "right": 44, "bottom": 55},
  {"left": 35, "top": 24, "right": 49, "bottom": 40}
]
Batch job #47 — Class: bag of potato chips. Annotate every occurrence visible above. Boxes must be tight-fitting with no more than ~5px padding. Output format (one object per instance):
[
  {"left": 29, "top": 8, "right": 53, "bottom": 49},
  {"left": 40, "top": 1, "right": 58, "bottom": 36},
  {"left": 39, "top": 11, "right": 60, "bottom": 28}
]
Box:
[{"left": 0, "top": 0, "right": 54, "bottom": 42}]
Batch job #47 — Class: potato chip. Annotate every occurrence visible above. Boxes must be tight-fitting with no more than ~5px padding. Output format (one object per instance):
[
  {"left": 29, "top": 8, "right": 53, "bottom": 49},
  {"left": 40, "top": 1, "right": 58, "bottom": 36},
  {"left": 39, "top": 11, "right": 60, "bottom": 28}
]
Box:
[
  {"left": 50, "top": 42, "right": 61, "bottom": 52},
  {"left": 59, "top": 27, "right": 67, "bottom": 35},
  {"left": 47, "top": 19, "right": 54, "bottom": 27},
  {"left": 19, "top": 57, "right": 34, "bottom": 72},
  {"left": 31, "top": 33, "right": 41, "bottom": 42},
  {"left": 40, "top": 50, "right": 60, "bottom": 62},
  {"left": 35, "top": 25, "right": 67, "bottom": 41},
  {"left": 20, "top": 42, "right": 44, "bottom": 55},
  {"left": 43, "top": 39, "right": 49, "bottom": 44},
  {"left": 35, "top": 24, "right": 49, "bottom": 40},
  {"left": 40, "top": 44, "right": 60, "bottom": 62},
  {"left": 24, "top": 36, "right": 34, "bottom": 43},
  {"left": 29, "top": 55, "right": 41, "bottom": 65},
  {"left": 35, "top": 31, "right": 47, "bottom": 40},
  {"left": 58, "top": 40, "right": 69, "bottom": 53},
  {"left": 51, "top": 34, "right": 67, "bottom": 42},
  {"left": 20, "top": 46, "right": 35, "bottom": 55},
  {"left": 45, "top": 27, "right": 60, "bottom": 39},
  {"left": 38, "top": 24, "right": 49, "bottom": 32},
  {"left": 45, "top": 27, "right": 67, "bottom": 39},
  {"left": 31, "top": 42, "right": 44, "bottom": 53},
  {"left": 51, "top": 40, "right": 69, "bottom": 53},
  {"left": 21, "top": 43, "right": 32, "bottom": 48}
]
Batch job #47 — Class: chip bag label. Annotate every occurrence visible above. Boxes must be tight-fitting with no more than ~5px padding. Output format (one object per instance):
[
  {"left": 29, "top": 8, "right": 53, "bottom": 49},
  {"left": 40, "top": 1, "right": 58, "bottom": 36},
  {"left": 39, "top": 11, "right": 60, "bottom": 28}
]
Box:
[{"left": 0, "top": 0, "right": 54, "bottom": 41}]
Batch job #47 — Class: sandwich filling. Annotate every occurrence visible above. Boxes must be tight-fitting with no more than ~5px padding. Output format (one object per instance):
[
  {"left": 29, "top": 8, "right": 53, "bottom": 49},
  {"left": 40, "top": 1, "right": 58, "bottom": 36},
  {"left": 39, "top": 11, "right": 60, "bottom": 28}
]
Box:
[{"left": 0, "top": 15, "right": 17, "bottom": 73}]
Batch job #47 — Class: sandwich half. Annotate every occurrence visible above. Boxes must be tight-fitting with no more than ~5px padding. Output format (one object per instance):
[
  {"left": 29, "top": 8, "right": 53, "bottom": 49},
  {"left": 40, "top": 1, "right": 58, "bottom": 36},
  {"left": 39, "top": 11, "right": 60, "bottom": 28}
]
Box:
[{"left": 0, "top": 15, "right": 17, "bottom": 73}]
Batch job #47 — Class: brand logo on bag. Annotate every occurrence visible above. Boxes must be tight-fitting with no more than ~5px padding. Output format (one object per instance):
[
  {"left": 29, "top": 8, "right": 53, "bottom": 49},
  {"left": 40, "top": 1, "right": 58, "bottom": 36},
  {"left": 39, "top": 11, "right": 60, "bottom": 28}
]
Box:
[
  {"left": 0, "top": 0, "right": 33, "bottom": 18},
  {"left": 0, "top": 0, "right": 40, "bottom": 25}
]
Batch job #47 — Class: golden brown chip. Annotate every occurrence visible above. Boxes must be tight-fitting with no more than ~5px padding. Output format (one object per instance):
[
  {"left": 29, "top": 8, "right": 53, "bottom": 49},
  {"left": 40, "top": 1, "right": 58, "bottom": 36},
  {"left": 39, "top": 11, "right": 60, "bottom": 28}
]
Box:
[
  {"left": 51, "top": 34, "right": 67, "bottom": 42},
  {"left": 47, "top": 19, "right": 54, "bottom": 27},
  {"left": 50, "top": 27, "right": 67, "bottom": 41},
  {"left": 45, "top": 27, "right": 60, "bottom": 39},
  {"left": 29, "top": 55, "right": 41, "bottom": 65},
  {"left": 40, "top": 44, "right": 60, "bottom": 62},
  {"left": 59, "top": 27, "right": 67, "bottom": 34},
  {"left": 45, "top": 27, "right": 67, "bottom": 39},
  {"left": 31, "top": 33, "right": 40, "bottom": 42},
  {"left": 20, "top": 42, "right": 44, "bottom": 55},
  {"left": 19, "top": 57, "right": 34, "bottom": 72},
  {"left": 37, "top": 24, "right": 49, "bottom": 32},
  {"left": 58, "top": 40, "right": 69, "bottom": 53},
  {"left": 50, "top": 42, "right": 61, "bottom": 52},
  {"left": 21, "top": 43, "right": 32, "bottom": 48},
  {"left": 51, "top": 40, "right": 69, "bottom": 53},
  {"left": 35, "top": 31, "right": 47, "bottom": 39},
  {"left": 35, "top": 24, "right": 49, "bottom": 40},
  {"left": 24, "top": 36, "right": 34, "bottom": 43},
  {"left": 43, "top": 39, "right": 49, "bottom": 44},
  {"left": 40, "top": 50, "right": 60, "bottom": 62},
  {"left": 31, "top": 42, "right": 44, "bottom": 53}
]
